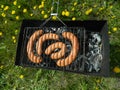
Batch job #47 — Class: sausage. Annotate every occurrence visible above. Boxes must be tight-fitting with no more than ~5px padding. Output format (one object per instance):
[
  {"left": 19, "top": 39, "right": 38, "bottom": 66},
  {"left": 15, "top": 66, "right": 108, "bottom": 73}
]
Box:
[
  {"left": 27, "top": 30, "right": 43, "bottom": 63},
  {"left": 56, "top": 32, "right": 79, "bottom": 67},
  {"left": 36, "top": 33, "right": 59, "bottom": 55},
  {"left": 45, "top": 42, "right": 67, "bottom": 59},
  {"left": 27, "top": 30, "right": 79, "bottom": 67}
]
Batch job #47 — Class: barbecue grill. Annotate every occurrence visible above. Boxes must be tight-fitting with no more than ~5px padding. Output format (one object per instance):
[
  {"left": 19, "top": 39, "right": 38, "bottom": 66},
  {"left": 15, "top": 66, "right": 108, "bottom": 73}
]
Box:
[{"left": 15, "top": 0, "right": 110, "bottom": 77}]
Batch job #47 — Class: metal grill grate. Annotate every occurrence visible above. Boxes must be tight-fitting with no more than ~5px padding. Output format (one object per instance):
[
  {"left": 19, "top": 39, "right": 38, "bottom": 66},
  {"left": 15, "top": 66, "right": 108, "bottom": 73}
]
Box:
[{"left": 20, "top": 27, "right": 86, "bottom": 71}]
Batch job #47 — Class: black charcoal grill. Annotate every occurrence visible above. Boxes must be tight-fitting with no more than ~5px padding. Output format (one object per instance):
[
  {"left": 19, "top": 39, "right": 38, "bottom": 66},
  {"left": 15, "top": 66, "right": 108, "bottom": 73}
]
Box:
[
  {"left": 15, "top": 20, "right": 109, "bottom": 77},
  {"left": 15, "top": 0, "right": 109, "bottom": 77}
]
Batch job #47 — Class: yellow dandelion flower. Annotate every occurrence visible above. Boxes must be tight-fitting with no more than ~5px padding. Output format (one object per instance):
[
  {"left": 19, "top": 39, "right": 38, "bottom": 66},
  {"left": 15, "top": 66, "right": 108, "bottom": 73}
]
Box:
[
  {"left": 112, "top": 27, "right": 117, "bottom": 32},
  {"left": 39, "top": 5, "right": 43, "bottom": 9},
  {"left": 110, "top": 5, "right": 113, "bottom": 9},
  {"left": 4, "top": 6, "right": 9, "bottom": 11},
  {"left": 52, "top": 16, "right": 57, "bottom": 20},
  {"left": 96, "top": 79, "right": 100, "bottom": 83},
  {"left": 11, "top": 10, "right": 16, "bottom": 14},
  {"left": 65, "top": 11, "right": 70, "bottom": 16},
  {"left": 44, "top": 14, "right": 48, "bottom": 19},
  {"left": 72, "top": 17, "right": 76, "bottom": 21},
  {"left": 62, "top": 11, "right": 65, "bottom": 16},
  {"left": 19, "top": 75, "right": 24, "bottom": 79},
  {"left": 13, "top": 39, "right": 16, "bottom": 43},
  {"left": 33, "top": 6, "right": 37, "bottom": 10},
  {"left": 13, "top": 1, "right": 17, "bottom": 5},
  {"left": 96, "top": 12, "right": 99, "bottom": 15},
  {"left": 30, "top": 13, "right": 33, "bottom": 16},
  {"left": 1, "top": 5, "right": 4, "bottom": 8},
  {"left": 23, "top": 9, "right": 27, "bottom": 13},
  {"left": 5, "top": 20, "right": 7, "bottom": 24},
  {"left": 0, "top": 65, "right": 3, "bottom": 69},
  {"left": 95, "top": 87, "right": 99, "bottom": 90},
  {"left": 74, "top": 2, "right": 77, "bottom": 6},
  {"left": 41, "top": 4, "right": 44, "bottom": 7},
  {"left": 47, "top": 10, "right": 50, "bottom": 13},
  {"left": 113, "top": 67, "right": 120, "bottom": 73},
  {"left": 1, "top": 13, "right": 6, "bottom": 17},
  {"left": 41, "top": 10, "right": 45, "bottom": 15},
  {"left": 71, "top": 7, "right": 75, "bottom": 11},
  {"left": 85, "top": 8, "right": 93, "bottom": 15},
  {"left": 18, "top": 5, "right": 21, "bottom": 8},
  {"left": 15, "top": 29, "right": 18, "bottom": 35},
  {"left": 12, "top": 36, "right": 16, "bottom": 40},
  {"left": 16, "top": 16, "right": 19, "bottom": 20},
  {"left": 51, "top": 6, "right": 53, "bottom": 11},
  {"left": 41, "top": 1, "right": 44, "bottom": 7},
  {"left": 82, "top": 3, "right": 86, "bottom": 7},
  {"left": 108, "top": 31, "right": 111, "bottom": 34},
  {"left": 93, "top": 4, "right": 97, "bottom": 8},
  {"left": 99, "top": 7, "right": 104, "bottom": 11},
  {"left": 111, "top": 16, "right": 116, "bottom": 19},
  {"left": 0, "top": 32, "right": 3, "bottom": 36}
]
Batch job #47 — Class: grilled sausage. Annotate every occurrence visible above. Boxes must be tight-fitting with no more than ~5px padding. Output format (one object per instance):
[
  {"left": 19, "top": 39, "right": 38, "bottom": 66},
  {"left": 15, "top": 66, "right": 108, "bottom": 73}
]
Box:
[
  {"left": 36, "top": 33, "right": 59, "bottom": 55},
  {"left": 45, "top": 42, "right": 67, "bottom": 59},
  {"left": 56, "top": 32, "right": 79, "bottom": 67},
  {"left": 27, "top": 30, "right": 43, "bottom": 63}
]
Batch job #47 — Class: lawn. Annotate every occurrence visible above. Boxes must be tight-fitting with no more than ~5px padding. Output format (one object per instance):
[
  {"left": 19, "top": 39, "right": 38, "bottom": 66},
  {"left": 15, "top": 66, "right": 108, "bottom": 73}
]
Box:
[{"left": 0, "top": 0, "right": 120, "bottom": 90}]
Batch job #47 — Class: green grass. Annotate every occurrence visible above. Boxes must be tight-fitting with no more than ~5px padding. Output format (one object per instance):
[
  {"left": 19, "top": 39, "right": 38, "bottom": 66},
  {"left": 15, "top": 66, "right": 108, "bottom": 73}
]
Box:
[{"left": 0, "top": 0, "right": 120, "bottom": 90}]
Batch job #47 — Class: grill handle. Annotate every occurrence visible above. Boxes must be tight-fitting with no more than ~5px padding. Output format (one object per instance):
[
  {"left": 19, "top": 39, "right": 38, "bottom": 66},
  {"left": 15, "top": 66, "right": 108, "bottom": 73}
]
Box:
[{"left": 40, "top": 0, "right": 67, "bottom": 27}]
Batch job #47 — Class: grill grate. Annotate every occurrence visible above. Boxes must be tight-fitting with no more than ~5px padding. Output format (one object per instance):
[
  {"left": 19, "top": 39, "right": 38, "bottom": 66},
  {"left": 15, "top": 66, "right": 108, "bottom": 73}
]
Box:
[{"left": 15, "top": 20, "right": 109, "bottom": 76}]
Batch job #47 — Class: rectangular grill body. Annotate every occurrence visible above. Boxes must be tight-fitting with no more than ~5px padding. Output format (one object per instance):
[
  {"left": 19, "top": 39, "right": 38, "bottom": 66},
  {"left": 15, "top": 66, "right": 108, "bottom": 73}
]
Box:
[{"left": 15, "top": 20, "right": 109, "bottom": 77}]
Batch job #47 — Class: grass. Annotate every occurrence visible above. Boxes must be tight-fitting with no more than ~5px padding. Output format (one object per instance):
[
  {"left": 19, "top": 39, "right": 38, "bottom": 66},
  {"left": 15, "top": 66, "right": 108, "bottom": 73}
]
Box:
[{"left": 0, "top": 0, "right": 120, "bottom": 90}]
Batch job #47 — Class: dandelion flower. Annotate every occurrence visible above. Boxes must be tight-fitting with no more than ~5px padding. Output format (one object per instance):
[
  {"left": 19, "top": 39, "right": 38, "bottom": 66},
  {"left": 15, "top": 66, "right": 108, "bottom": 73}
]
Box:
[
  {"left": 111, "top": 16, "right": 116, "bottom": 19},
  {"left": 33, "top": 6, "right": 37, "bottom": 10},
  {"left": 12, "top": 36, "right": 16, "bottom": 40},
  {"left": 65, "top": 11, "right": 70, "bottom": 16},
  {"left": 39, "top": 5, "right": 43, "bottom": 9},
  {"left": 41, "top": 1, "right": 44, "bottom": 5},
  {"left": 19, "top": 75, "right": 24, "bottom": 79},
  {"left": 52, "top": 16, "right": 57, "bottom": 20},
  {"left": 1, "top": 5, "right": 4, "bottom": 8},
  {"left": 96, "top": 79, "right": 100, "bottom": 83},
  {"left": 62, "top": 11, "right": 65, "bottom": 16},
  {"left": 13, "top": 1, "right": 17, "bottom": 5},
  {"left": 110, "top": 5, "right": 113, "bottom": 9},
  {"left": 5, "top": 20, "right": 7, "bottom": 24},
  {"left": 108, "top": 31, "right": 111, "bottom": 34},
  {"left": 1, "top": 13, "right": 6, "bottom": 17},
  {"left": 74, "top": 2, "right": 77, "bottom": 6},
  {"left": 85, "top": 8, "right": 92, "bottom": 15},
  {"left": 41, "top": 10, "right": 45, "bottom": 15},
  {"left": 112, "top": 27, "right": 117, "bottom": 32},
  {"left": 72, "top": 17, "right": 76, "bottom": 21},
  {"left": 18, "top": 5, "right": 21, "bottom": 8},
  {"left": 113, "top": 66, "right": 120, "bottom": 73},
  {"left": 99, "top": 7, "right": 104, "bottom": 11},
  {"left": 0, "top": 65, "right": 3, "bottom": 69},
  {"left": 82, "top": 3, "right": 85, "bottom": 7},
  {"left": 15, "top": 29, "right": 18, "bottom": 35},
  {"left": 93, "top": 4, "right": 97, "bottom": 8},
  {"left": 95, "top": 87, "right": 99, "bottom": 90},
  {"left": 11, "top": 10, "right": 16, "bottom": 14},
  {"left": 16, "top": 16, "right": 19, "bottom": 20},
  {"left": 3, "top": 6, "right": 8, "bottom": 10},
  {"left": 13, "top": 39, "right": 16, "bottom": 43},
  {"left": 0, "top": 32, "right": 3, "bottom": 36},
  {"left": 30, "top": 13, "right": 33, "bottom": 16},
  {"left": 71, "top": 7, "right": 75, "bottom": 11},
  {"left": 23, "top": 9, "right": 27, "bottom": 13},
  {"left": 44, "top": 14, "right": 48, "bottom": 19}
]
